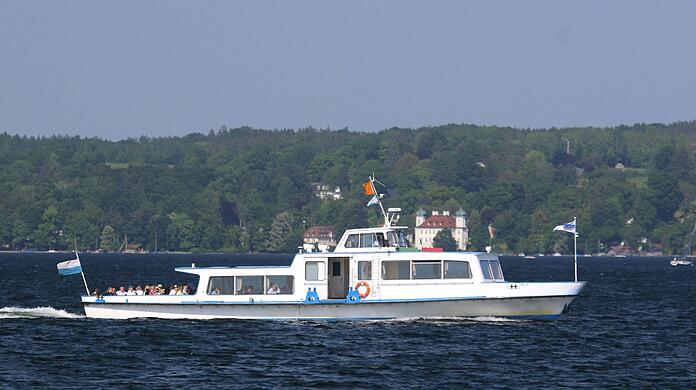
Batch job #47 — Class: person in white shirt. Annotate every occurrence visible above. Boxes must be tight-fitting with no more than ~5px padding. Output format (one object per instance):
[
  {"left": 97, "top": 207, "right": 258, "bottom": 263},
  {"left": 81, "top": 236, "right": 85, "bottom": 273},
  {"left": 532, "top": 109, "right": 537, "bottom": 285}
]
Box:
[
  {"left": 169, "top": 285, "right": 177, "bottom": 295},
  {"left": 126, "top": 286, "right": 136, "bottom": 296},
  {"left": 267, "top": 283, "right": 281, "bottom": 294},
  {"left": 135, "top": 286, "right": 144, "bottom": 296},
  {"left": 115, "top": 287, "right": 127, "bottom": 296}
]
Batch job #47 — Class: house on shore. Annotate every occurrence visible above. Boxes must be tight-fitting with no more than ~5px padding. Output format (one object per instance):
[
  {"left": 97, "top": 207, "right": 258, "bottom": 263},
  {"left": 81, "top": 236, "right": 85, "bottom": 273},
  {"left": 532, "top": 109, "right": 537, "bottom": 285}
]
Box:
[{"left": 414, "top": 208, "right": 468, "bottom": 250}]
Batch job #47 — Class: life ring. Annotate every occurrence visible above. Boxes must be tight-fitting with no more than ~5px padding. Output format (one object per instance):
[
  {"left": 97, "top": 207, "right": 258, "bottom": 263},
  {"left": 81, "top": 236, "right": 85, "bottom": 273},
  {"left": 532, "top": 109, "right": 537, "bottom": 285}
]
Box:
[{"left": 355, "top": 281, "right": 371, "bottom": 298}]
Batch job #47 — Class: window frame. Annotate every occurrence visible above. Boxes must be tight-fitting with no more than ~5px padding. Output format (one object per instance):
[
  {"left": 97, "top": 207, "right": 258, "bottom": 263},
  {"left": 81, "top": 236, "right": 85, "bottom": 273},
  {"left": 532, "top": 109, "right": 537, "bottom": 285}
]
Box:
[
  {"left": 305, "top": 261, "right": 326, "bottom": 281},
  {"left": 443, "top": 260, "right": 472, "bottom": 279},
  {"left": 358, "top": 260, "right": 372, "bottom": 280},
  {"left": 381, "top": 260, "right": 411, "bottom": 280},
  {"left": 411, "top": 260, "right": 443, "bottom": 280}
]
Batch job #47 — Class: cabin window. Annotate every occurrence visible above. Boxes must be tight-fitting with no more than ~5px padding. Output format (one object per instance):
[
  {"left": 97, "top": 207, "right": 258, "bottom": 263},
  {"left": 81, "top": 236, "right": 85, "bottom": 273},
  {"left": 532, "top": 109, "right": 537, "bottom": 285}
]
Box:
[
  {"left": 381, "top": 261, "right": 410, "bottom": 280},
  {"left": 305, "top": 261, "right": 326, "bottom": 281},
  {"left": 207, "top": 276, "right": 236, "bottom": 295},
  {"left": 358, "top": 261, "right": 372, "bottom": 280},
  {"left": 265, "top": 275, "right": 294, "bottom": 294},
  {"left": 345, "top": 234, "right": 359, "bottom": 248},
  {"left": 235, "top": 276, "right": 263, "bottom": 294},
  {"left": 489, "top": 259, "right": 503, "bottom": 279},
  {"left": 479, "top": 260, "right": 493, "bottom": 279},
  {"left": 444, "top": 261, "right": 472, "bottom": 279},
  {"left": 361, "top": 233, "right": 378, "bottom": 248},
  {"left": 412, "top": 260, "right": 442, "bottom": 279},
  {"left": 479, "top": 259, "right": 503, "bottom": 280}
]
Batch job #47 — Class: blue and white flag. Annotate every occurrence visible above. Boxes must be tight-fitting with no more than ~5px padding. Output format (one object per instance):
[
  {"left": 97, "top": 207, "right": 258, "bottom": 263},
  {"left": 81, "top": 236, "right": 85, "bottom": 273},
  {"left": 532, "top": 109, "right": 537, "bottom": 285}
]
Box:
[
  {"left": 553, "top": 220, "right": 576, "bottom": 234},
  {"left": 57, "top": 257, "right": 82, "bottom": 276},
  {"left": 367, "top": 195, "right": 379, "bottom": 206}
]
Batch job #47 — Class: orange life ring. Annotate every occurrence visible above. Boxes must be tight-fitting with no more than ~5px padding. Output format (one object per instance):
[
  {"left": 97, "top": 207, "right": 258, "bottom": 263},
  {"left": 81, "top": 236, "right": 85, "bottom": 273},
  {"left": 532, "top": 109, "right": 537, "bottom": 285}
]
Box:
[{"left": 355, "top": 280, "right": 371, "bottom": 298}]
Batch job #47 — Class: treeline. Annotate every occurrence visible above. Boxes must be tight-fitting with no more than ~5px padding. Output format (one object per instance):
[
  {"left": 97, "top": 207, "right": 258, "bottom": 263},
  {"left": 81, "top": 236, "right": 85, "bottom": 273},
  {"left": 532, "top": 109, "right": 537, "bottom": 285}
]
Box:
[{"left": 1, "top": 121, "right": 696, "bottom": 254}]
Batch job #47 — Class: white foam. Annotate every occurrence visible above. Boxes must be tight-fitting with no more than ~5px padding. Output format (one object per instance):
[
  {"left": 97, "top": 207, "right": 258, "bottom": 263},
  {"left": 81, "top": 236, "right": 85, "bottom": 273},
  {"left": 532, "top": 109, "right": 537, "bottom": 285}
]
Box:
[
  {"left": 0, "top": 306, "right": 84, "bottom": 319},
  {"left": 362, "top": 316, "right": 525, "bottom": 324}
]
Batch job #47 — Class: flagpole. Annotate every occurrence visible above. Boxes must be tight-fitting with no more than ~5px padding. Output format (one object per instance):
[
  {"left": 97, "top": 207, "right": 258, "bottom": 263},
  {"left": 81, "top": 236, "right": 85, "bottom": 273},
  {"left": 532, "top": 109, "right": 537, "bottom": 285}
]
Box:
[
  {"left": 75, "top": 249, "right": 91, "bottom": 296},
  {"left": 370, "top": 176, "right": 388, "bottom": 227},
  {"left": 574, "top": 216, "right": 578, "bottom": 282}
]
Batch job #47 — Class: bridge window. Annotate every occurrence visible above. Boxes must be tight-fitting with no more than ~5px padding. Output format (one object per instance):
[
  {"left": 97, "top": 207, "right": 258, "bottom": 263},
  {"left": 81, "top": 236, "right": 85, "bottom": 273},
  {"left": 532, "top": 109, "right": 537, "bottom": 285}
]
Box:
[
  {"left": 305, "top": 261, "right": 326, "bottom": 281},
  {"left": 361, "top": 233, "right": 378, "bottom": 248},
  {"left": 381, "top": 260, "right": 410, "bottom": 280},
  {"left": 444, "top": 261, "right": 472, "bottom": 279},
  {"left": 358, "top": 261, "right": 372, "bottom": 280},
  {"left": 345, "top": 234, "right": 359, "bottom": 248},
  {"left": 412, "top": 260, "right": 442, "bottom": 279}
]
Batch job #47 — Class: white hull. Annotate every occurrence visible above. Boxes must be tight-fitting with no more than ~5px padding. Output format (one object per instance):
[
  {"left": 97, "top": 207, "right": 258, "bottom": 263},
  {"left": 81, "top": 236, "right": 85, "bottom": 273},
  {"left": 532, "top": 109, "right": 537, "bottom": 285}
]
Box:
[{"left": 83, "top": 294, "right": 579, "bottom": 320}]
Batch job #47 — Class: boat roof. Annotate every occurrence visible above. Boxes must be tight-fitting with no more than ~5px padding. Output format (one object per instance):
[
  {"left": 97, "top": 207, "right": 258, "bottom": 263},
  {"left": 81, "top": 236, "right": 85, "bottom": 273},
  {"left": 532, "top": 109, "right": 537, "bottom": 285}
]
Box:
[{"left": 342, "top": 226, "right": 409, "bottom": 233}]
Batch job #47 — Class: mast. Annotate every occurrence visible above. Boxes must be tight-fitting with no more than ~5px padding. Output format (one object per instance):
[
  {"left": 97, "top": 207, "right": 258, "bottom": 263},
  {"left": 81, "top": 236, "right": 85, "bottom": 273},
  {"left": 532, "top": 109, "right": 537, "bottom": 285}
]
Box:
[
  {"left": 367, "top": 175, "right": 390, "bottom": 227},
  {"left": 574, "top": 216, "right": 578, "bottom": 282}
]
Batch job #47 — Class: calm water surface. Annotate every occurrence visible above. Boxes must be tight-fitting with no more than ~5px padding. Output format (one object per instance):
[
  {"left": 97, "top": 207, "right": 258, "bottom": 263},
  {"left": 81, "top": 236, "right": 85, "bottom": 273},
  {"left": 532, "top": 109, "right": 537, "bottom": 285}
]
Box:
[{"left": 0, "top": 253, "right": 694, "bottom": 388}]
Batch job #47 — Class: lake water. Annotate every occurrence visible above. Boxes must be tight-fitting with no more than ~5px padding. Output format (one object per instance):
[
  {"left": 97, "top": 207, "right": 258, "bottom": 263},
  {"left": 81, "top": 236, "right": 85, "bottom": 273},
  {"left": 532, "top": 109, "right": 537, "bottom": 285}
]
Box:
[{"left": 1, "top": 253, "right": 694, "bottom": 388}]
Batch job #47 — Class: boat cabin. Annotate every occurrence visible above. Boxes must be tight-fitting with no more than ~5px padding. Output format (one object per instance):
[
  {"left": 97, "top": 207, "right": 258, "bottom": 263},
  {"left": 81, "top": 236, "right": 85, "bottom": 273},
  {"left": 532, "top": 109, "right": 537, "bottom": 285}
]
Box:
[{"left": 333, "top": 226, "right": 411, "bottom": 252}]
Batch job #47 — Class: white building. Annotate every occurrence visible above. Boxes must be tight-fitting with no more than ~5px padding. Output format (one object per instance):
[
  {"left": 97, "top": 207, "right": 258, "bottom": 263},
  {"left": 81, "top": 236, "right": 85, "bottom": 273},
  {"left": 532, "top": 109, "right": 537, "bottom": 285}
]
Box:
[
  {"left": 313, "top": 184, "right": 342, "bottom": 201},
  {"left": 414, "top": 208, "right": 468, "bottom": 250}
]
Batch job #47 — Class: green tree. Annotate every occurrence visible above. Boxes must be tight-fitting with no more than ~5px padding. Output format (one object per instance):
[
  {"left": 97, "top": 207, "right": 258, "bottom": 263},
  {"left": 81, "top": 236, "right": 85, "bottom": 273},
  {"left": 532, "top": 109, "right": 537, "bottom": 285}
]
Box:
[
  {"left": 433, "top": 229, "right": 458, "bottom": 251},
  {"left": 100, "top": 225, "right": 118, "bottom": 251},
  {"left": 167, "top": 212, "right": 196, "bottom": 251},
  {"left": 265, "top": 211, "right": 296, "bottom": 252},
  {"left": 33, "top": 205, "right": 60, "bottom": 250}
]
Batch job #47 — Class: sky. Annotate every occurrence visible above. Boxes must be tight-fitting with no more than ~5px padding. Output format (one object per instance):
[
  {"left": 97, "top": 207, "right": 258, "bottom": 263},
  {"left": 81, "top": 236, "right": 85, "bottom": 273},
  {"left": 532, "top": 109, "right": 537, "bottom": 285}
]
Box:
[{"left": 1, "top": 1, "right": 695, "bottom": 140}]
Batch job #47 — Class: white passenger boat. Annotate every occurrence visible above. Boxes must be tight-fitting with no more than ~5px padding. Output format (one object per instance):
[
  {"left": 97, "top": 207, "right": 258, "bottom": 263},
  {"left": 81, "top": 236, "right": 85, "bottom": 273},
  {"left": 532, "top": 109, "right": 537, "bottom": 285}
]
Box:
[{"left": 81, "top": 177, "right": 586, "bottom": 320}]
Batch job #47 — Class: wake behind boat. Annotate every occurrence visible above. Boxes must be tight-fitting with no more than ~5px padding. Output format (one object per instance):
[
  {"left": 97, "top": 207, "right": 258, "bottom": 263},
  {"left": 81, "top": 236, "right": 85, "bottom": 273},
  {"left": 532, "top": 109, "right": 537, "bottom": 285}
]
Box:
[{"left": 74, "top": 176, "right": 586, "bottom": 320}]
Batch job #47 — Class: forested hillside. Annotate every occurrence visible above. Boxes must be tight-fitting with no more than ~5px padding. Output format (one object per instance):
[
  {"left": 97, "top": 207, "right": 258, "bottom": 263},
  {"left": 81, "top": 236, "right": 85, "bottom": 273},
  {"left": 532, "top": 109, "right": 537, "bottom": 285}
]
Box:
[{"left": 1, "top": 121, "right": 696, "bottom": 254}]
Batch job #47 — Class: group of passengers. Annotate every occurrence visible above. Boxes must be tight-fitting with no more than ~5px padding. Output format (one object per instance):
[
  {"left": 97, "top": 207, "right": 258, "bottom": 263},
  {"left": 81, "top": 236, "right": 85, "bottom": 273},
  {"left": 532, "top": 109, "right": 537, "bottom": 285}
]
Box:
[
  {"left": 209, "top": 283, "right": 282, "bottom": 295},
  {"left": 94, "top": 284, "right": 193, "bottom": 298}
]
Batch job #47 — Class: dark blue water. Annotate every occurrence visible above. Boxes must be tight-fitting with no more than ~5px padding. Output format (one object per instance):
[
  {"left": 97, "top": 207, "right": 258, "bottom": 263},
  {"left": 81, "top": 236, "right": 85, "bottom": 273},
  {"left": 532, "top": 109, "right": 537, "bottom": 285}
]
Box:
[{"left": 1, "top": 253, "right": 694, "bottom": 388}]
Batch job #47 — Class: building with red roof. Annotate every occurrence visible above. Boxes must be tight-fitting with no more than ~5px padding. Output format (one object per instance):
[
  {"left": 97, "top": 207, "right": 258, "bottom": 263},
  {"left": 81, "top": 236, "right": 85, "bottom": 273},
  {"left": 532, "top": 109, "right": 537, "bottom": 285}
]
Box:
[{"left": 414, "top": 208, "right": 468, "bottom": 250}]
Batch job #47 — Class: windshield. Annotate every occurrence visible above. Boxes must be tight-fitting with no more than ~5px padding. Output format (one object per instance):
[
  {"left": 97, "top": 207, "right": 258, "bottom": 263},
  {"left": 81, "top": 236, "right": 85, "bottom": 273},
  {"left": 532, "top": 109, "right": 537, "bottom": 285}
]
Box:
[{"left": 387, "top": 230, "right": 410, "bottom": 247}]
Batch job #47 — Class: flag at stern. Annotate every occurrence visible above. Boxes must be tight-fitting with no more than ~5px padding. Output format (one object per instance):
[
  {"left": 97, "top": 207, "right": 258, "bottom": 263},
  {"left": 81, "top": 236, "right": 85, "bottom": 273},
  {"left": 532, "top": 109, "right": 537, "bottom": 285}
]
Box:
[{"left": 56, "top": 258, "right": 82, "bottom": 276}]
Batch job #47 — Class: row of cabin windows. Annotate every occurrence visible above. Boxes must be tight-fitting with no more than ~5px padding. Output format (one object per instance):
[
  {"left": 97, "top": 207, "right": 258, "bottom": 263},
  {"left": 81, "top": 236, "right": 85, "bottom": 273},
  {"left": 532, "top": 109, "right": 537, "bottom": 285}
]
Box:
[
  {"left": 304, "top": 259, "right": 503, "bottom": 282},
  {"left": 207, "top": 275, "right": 294, "bottom": 295},
  {"left": 343, "top": 231, "right": 410, "bottom": 249},
  {"left": 380, "top": 260, "right": 475, "bottom": 280}
]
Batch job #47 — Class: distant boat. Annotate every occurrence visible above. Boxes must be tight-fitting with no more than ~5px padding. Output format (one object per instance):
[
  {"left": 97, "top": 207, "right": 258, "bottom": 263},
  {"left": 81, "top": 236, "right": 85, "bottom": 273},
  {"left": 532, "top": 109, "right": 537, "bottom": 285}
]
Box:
[{"left": 671, "top": 223, "right": 696, "bottom": 267}]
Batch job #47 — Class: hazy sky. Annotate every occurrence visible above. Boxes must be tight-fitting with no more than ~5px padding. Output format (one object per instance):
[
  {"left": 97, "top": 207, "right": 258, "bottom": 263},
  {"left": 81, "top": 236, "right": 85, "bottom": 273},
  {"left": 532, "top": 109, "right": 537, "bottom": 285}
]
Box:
[{"left": 1, "top": 1, "right": 695, "bottom": 139}]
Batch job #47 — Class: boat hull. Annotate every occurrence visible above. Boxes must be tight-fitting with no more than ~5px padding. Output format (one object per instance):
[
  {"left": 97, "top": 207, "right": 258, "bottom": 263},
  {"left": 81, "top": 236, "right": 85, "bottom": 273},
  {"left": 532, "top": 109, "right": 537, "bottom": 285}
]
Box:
[{"left": 83, "top": 294, "right": 579, "bottom": 320}]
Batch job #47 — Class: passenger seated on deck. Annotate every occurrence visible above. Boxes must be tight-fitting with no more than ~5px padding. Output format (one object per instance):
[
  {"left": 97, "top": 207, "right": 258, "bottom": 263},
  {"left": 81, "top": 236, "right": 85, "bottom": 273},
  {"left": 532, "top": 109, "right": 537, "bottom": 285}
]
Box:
[
  {"left": 135, "top": 286, "right": 144, "bottom": 296},
  {"left": 93, "top": 288, "right": 102, "bottom": 298},
  {"left": 169, "top": 285, "right": 177, "bottom": 295},
  {"left": 210, "top": 288, "right": 221, "bottom": 295},
  {"left": 243, "top": 285, "right": 255, "bottom": 294},
  {"left": 105, "top": 287, "right": 116, "bottom": 296},
  {"left": 267, "top": 283, "right": 280, "bottom": 295},
  {"left": 116, "top": 287, "right": 127, "bottom": 296}
]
